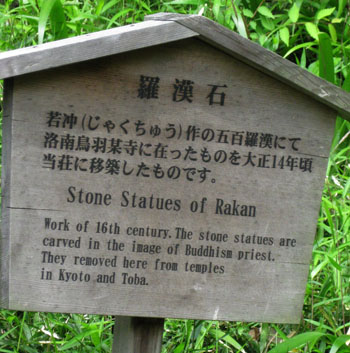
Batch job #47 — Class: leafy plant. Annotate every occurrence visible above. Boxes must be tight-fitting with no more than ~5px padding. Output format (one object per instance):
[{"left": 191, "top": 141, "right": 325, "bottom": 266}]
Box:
[{"left": 0, "top": 0, "right": 349, "bottom": 352}]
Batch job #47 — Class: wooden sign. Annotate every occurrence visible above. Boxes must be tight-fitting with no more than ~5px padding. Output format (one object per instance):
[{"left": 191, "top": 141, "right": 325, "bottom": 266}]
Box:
[{"left": 1, "top": 14, "right": 349, "bottom": 324}]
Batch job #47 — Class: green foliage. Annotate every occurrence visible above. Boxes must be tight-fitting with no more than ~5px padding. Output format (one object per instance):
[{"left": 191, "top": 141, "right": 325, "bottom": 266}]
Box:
[
  {"left": 0, "top": 310, "right": 113, "bottom": 352},
  {"left": 0, "top": 0, "right": 349, "bottom": 352}
]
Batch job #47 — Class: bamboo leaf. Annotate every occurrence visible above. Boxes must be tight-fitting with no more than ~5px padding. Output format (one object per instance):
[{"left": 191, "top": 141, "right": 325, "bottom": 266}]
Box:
[
  {"left": 195, "top": 322, "right": 212, "bottom": 349},
  {"left": 279, "top": 27, "right": 289, "bottom": 46},
  {"left": 38, "top": 0, "right": 56, "bottom": 44},
  {"left": 213, "top": 0, "right": 221, "bottom": 21},
  {"left": 50, "top": 0, "right": 68, "bottom": 40},
  {"left": 288, "top": 3, "right": 299, "bottom": 23},
  {"left": 243, "top": 8, "right": 254, "bottom": 18},
  {"left": 95, "top": 0, "right": 105, "bottom": 16},
  {"left": 58, "top": 329, "right": 101, "bottom": 351},
  {"left": 173, "top": 343, "right": 185, "bottom": 353},
  {"left": 261, "top": 17, "right": 275, "bottom": 31},
  {"left": 258, "top": 6, "right": 274, "bottom": 19},
  {"left": 330, "top": 335, "right": 350, "bottom": 353},
  {"left": 210, "top": 328, "right": 246, "bottom": 352},
  {"left": 342, "top": 73, "right": 350, "bottom": 92},
  {"left": 326, "top": 255, "right": 342, "bottom": 271},
  {"left": 328, "top": 23, "right": 337, "bottom": 41},
  {"left": 267, "top": 332, "right": 325, "bottom": 353},
  {"left": 283, "top": 41, "right": 316, "bottom": 58},
  {"left": 311, "top": 259, "right": 328, "bottom": 278},
  {"left": 107, "top": 8, "right": 134, "bottom": 28},
  {"left": 89, "top": 324, "right": 100, "bottom": 347},
  {"left": 323, "top": 198, "right": 335, "bottom": 234},
  {"left": 337, "top": 0, "right": 347, "bottom": 17},
  {"left": 101, "top": 0, "right": 120, "bottom": 15},
  {"left": 232, "top": 11, "right": 248, "bottom": 38},
  {"left": 316, "top": 7, "right": 336, "bottom": 20},
  {"left": 319, "top": 32, "right": 335, "bottom": 83},
  {"left": 332, "top": 18, "right": 343, "bottom": 23},
  {"left": 305, "top": 22, "right": 319, "bottom": 40}
]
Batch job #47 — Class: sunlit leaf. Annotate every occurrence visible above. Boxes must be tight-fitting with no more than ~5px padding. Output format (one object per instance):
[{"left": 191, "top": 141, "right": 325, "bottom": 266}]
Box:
[
  {"left": 283, "top": 41, "right": 316, "bottom": 58},
  {"left": 279, "top": 27, "right": 289, "bottom": 46},
  {"left": 213, "top": 0, "right": 221, "bottom": 21},
  {"left": 288, "top": 3, "right": 299, "bottom": 23},
  {"left": 332, "top": 18, "right": 343, "bottom": 23},
  {"left": 328, "top": 23, "right": 337, "bottom": 41},
  {"left": 316, "top": 7, "right": 336, "bottom": 20},
  {"left": 261, "top": 16, "right": 274, "bottom": 31},
  {"left": 258, "top": 6, "right": 274, "bottom": 19},
  {"left": 243, "top": 8, "right": 254, "bottom": 18},
  {"left": 305, "top": 22, "right": 319, "bottom": 40},
  {"left": 232, "top": 11, "right": 248, "bottom": 38},
  {"left": 90, "top": 327, "right": 100, "bottom": 347}
]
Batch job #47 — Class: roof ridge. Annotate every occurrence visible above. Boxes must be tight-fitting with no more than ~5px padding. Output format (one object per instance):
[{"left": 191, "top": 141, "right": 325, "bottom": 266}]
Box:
[{"left": 0, "top": 13, "right": 349, "bottom": 121}]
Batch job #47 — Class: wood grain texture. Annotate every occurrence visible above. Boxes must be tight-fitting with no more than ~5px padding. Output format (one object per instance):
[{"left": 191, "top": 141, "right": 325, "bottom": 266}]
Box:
[
  {"left": 146, "top": 13, "right": 350, "bottom": 122},
  {"left": 112, "top": 317, "right": 164, "bottom": 353},
  {"left": 1, "top": 39, "right": 336, "bottom": 323},
  {"left": 0, "top": 79, "right": 13, "bottom": 307},
  {"left": 0, "top": 20, "right": 197, "bottom": 79}
]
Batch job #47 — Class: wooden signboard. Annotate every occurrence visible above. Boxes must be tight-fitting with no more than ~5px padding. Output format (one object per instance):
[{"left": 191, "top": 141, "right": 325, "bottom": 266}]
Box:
[{"left": 1, "top": 14, "right": 350, "bottom": 326}]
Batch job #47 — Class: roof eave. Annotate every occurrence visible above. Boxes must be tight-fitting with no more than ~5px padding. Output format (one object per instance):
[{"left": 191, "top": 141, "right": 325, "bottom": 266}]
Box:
[
  {"left": 0, "top": 13, "right": 349, "bottom": 122},
  {"left": 146, "top": 13, "right": 350, "bottom": 122},
  {"left": 0, "top": 20, "right": 198, "bottom": 80}
]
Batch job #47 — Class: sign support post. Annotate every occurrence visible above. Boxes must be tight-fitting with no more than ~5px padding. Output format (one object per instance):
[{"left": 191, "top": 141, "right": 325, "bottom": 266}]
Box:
[{"left": 112, "top": 316, "right": 164, "bottom": 353}]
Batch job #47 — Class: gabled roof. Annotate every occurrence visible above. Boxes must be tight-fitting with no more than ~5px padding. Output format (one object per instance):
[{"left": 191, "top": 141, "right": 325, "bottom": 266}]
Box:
[{"left": 0, "top": 13, "right": 349, "bottom": 121}]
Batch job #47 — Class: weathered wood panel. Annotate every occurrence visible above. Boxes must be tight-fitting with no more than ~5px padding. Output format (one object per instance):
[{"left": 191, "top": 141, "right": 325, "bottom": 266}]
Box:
[
  {"left": 1, "top": 39, "right": 336, "bottom": 323},
  {"left": 0, "top": 78, "right": 14, "bottom": 308}
]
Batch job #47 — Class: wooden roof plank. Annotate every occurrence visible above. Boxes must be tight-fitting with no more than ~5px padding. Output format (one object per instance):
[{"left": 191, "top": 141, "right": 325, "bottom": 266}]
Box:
[
  {"left": 0, "top": 20, "right": 198, "bottom": 79},
  {"left": 146, "top": 13, "right": 350, "bottom": 122}
]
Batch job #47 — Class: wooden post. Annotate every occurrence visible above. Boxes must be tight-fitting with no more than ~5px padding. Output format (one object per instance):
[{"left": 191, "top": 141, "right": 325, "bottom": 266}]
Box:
[{"left": 112, "top": 316, "right": 164, "bottom": 353}]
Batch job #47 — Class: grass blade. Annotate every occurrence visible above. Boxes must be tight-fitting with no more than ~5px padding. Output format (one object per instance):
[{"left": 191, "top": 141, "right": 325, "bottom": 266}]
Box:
[
  {"left": 330, "top": 334, "right": 350, "bottom": 353},
  {"left": 38, "top": 0, "right": 57, "bottom": 43},
  {"left": 337, "top": 0, "right": 347, "bottom": 17},
  {"left": 318, "top": 32, "right": 335, "bottom": 83},
  {"left": 50, "top": 0, "right": 68, "bottom": 40},
  {"left": 267, "top": 332, "right": 325, "bottom": 353},
  {"left": 210, "top": 328, "right": 247, "bottom": 352}
]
